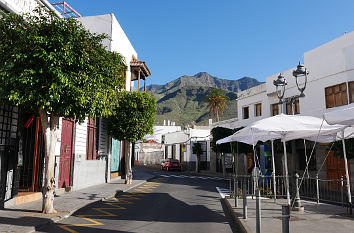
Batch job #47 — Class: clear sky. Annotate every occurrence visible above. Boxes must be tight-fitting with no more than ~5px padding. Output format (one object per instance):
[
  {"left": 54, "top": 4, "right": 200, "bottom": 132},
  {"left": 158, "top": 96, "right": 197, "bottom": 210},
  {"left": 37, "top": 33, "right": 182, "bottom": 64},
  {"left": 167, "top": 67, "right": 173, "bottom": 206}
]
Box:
[{"left": 61, "top": 0, "right": 354, "bottom": 85}]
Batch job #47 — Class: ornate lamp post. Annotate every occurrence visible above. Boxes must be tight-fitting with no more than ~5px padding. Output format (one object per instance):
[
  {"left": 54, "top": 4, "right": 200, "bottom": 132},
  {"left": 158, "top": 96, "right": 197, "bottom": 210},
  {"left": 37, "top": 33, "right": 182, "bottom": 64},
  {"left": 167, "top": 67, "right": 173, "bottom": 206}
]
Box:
[
  {"left": 273, "top": 73, "right": 287, "bottom": 113},
  {"left": 293, "top": 62, "right": 309, "bottom": 98},
  {"left": 273, "top": 62, "right": 309, "bottom": 211}
]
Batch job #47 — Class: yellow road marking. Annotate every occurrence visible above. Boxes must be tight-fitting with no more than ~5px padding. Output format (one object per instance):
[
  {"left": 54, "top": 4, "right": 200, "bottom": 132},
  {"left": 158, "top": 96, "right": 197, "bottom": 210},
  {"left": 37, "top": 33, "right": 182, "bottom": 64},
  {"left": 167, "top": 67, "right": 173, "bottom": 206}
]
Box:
[
  {"left": 58, "top": 182, "right": 160, "bottom": 232},
  {"left": 58, "top": 217, "right": 104, "bottom": 233},
  {"left": 135, "top": 190, "right": 150, "bottom": 193},
  {"left": 111, "top": 198, "right": 134, "bottom": 204},
  {"left": 120, "top": 195, "right": 141, "bottom": 199}
]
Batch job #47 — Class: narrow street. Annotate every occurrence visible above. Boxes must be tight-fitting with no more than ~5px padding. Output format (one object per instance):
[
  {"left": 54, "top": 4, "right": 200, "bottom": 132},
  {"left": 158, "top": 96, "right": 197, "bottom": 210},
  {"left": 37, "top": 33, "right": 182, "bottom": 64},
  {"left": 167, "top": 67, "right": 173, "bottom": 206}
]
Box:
[{"left": 37, "top": 170, "right": 239, "bottom": 233}]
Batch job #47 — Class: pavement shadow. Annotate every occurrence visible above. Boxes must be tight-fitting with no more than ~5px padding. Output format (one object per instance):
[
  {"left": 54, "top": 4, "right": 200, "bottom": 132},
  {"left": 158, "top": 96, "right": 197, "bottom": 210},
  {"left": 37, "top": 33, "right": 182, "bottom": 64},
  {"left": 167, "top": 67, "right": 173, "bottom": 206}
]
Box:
[
  {"left": 300, "top": 201, "right": 354, "bottom": 219},
  {"left": 69, "top": 192, "right": 229, "bottom": 224},
  {"left": 150, "top": 171, "right": 229, "bottom": 193},
  {"left": 0, "top": 215, "right": 53, "bottom": 229},
  {"left": 39, "top": 222, "right": 131, "bottom": 233}
]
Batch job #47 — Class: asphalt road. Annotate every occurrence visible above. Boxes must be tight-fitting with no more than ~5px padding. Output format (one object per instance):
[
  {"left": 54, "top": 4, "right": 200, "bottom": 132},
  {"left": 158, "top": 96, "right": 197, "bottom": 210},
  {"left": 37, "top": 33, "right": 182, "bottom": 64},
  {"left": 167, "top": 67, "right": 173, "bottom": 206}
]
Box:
[{"left": 37, "top": 171, "right": 239, "bottom": 233}]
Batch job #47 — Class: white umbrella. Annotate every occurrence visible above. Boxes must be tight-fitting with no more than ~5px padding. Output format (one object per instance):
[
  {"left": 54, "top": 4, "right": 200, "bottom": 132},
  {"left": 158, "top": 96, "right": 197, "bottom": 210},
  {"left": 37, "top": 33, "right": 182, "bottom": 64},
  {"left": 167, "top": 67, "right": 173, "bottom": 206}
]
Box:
[
  {"left": 219, "top": 114, "right": 346, "bottom": 205},
  {"left": 231, "top": 114, "right": 344, "bottom": 144},
  {"left": 324, "top": 104, "right": 354, "bottom": 125},
  {"left": 216, "top": 135, "right": 233, "bottom": 144}
]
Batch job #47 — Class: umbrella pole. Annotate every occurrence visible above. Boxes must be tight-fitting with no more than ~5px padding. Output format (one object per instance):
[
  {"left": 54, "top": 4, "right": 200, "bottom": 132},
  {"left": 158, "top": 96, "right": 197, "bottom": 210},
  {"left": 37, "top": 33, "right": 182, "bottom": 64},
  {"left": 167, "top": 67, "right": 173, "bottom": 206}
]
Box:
[
  {"left": 283, "top": 140, "right": 291, "bottom": 206},
  {"left": 341, "top": 130, "right": 352, "bottom": 215},
  {"left": 271, "top": 140, "right": 277, "bottom": 203}
]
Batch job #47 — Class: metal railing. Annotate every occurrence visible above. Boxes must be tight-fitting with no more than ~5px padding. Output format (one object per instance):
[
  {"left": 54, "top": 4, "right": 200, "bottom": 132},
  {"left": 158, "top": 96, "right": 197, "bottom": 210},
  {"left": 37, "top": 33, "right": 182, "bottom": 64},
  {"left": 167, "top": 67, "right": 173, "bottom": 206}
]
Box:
[
  {"left": 230, "top": 174, "right": 354, "bottom": 208},
  {"left": 299, "top": 176, "right": 354, "bottom": 206}
]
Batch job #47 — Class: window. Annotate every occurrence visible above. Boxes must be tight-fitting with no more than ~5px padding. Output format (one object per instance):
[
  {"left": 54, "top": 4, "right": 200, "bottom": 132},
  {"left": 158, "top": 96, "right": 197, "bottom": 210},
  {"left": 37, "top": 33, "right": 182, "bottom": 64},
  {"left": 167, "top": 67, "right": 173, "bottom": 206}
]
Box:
[
  {"left": 325, "top": 83, "right": 348, "bottom": 108},
  {"left": 87, "top": 118, "right": 97, "bottom": 160},
  {"left": 243, "top": 106, "right": 249, "bottom": 119},
  {"left": 255, "top": 103, "right": 262, "bottom": 117},
  {"left": 272, "top": 103, "right": 279, "bottom": 116},
  {"left": 294, "top": 99, "right": 300, "bottom": 114},
  {"left": 286, "top": 99, "right": 300, "bottom": 115},
  {"left": 349, "top": 81, "right": 354, "bottom": 103}
]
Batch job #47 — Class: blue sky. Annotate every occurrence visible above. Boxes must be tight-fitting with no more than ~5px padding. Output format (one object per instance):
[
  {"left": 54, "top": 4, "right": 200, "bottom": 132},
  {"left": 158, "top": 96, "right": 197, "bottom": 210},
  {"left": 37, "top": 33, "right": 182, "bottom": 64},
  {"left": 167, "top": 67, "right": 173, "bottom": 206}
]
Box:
[{"left": 61, "top": 0, "right": 354, "bottom": 85}]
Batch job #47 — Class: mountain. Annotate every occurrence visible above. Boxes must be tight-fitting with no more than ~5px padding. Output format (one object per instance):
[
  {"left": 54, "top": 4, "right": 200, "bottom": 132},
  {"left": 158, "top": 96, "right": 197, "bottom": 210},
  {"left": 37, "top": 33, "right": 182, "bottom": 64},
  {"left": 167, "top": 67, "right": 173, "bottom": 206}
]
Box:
[{"left": 146, "top": 72, "right": 262, "bottom": 126}]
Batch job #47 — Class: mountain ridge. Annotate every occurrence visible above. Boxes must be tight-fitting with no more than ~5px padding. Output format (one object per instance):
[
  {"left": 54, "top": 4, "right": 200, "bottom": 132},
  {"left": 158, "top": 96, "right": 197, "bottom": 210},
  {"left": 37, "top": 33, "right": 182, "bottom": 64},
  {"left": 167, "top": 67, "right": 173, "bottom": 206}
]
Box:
[{"left": 146, "top": 72, "right": 262, "bottom": 126}]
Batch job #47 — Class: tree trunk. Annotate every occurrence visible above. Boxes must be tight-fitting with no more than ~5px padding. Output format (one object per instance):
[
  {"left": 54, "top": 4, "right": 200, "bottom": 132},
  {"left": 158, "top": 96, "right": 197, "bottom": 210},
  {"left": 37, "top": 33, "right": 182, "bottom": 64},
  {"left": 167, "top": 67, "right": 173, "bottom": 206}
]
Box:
[
  {"left": 196, "top": 155, "right": 199, "bottom": 173},
  {"left": 125, "top": 140, "right": 133, "bottom": 184},
  {"left": 216, "top": 110, "right": 219, "bottom": 122},
  {"left": 222, "top": 154, "right": 226, "bottom": 177},
  {"left": 39, "top": 109, "right": 59, "bottom": 214}
]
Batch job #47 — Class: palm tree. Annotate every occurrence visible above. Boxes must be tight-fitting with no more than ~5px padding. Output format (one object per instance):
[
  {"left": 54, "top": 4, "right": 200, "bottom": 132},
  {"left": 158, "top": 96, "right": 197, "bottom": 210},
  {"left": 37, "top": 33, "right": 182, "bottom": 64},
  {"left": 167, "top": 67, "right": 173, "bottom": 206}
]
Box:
[
  {"left": 192, "top": 142, "right": 203, "bottom": 172},
  {"left": 205, "top": 88, "right": 230, "bottom": 122}
]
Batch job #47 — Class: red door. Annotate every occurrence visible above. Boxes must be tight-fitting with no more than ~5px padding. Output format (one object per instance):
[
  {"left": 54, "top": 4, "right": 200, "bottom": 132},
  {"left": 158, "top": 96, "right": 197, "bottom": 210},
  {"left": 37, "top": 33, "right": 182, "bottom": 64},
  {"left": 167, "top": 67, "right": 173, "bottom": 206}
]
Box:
[{"left": 58, "top": 119, "right": 75, "bottom": 188}]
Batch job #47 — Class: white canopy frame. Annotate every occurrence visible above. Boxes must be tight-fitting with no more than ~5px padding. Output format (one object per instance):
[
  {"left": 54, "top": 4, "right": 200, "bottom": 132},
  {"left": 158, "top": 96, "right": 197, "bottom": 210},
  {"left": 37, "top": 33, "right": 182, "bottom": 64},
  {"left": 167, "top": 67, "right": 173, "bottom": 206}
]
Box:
[{"left": 216, "top": 114, "right": 347, "bottom": 207}]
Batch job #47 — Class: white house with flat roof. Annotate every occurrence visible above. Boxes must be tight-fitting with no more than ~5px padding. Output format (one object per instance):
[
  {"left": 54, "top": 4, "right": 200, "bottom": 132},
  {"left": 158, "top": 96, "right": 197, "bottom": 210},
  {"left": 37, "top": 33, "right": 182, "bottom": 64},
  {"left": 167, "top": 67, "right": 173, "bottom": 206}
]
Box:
[{"left": 234, "top": 31, "right": 354, "bottom": 181}]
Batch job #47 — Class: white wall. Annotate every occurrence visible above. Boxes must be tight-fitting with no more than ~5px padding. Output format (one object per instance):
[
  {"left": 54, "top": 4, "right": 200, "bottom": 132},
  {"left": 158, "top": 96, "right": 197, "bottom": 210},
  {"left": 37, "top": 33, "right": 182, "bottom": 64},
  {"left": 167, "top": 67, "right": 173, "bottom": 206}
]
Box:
[
  {"left": 237, "top": 83, "right": 270, "bottom": 127},
  {"left": 0, "top": 0, "right": 61, "bottom": 16},
  {"left": 240, "top": 31, "right": 354, "bottom": 122},
  {"left": 78, "top": 14, "right": 138, "bottom": 91},
  {"left": 72, "top": 119, "right": 106, "bottom": 190},
  {"left": 233, "top": 29, "right": 354, "bottom": 180}
]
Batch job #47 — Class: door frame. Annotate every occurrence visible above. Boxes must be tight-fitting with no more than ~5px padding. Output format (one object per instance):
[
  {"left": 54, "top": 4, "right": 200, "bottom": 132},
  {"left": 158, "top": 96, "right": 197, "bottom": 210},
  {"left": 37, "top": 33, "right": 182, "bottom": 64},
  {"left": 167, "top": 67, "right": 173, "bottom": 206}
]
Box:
[{"left": 58, "top": 118, "right": 75, "bottom": 188}]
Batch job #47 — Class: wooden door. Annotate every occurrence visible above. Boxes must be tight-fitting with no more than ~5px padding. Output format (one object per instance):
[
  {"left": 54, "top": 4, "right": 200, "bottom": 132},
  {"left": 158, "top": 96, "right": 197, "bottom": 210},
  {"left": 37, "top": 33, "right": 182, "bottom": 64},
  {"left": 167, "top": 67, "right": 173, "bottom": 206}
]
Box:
[
  {"left": 58, "top": 119, "right": 74, "bottom": 188},
  {"left": 326, "top": 151, "right": 349, "bottom": 189},
  {"left": 111, "top": 139, "right": 120, "bottom": 172}
]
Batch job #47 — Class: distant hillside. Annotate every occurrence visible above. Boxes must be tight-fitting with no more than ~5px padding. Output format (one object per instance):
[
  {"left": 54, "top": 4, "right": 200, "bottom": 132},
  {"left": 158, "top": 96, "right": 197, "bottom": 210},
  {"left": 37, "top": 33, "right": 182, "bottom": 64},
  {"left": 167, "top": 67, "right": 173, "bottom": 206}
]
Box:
[{"left": 146, "top": 72, "right": 262, "bottom": 126}]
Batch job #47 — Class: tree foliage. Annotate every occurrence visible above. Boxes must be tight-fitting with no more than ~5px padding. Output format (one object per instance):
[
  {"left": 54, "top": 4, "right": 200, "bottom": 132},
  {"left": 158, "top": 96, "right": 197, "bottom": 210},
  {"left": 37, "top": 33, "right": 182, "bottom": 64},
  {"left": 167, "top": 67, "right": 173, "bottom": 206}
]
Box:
[
  {"left": 211, "top": 127, "right": 253, "bottom": 154},
  {"left": 204, "top": 88, "right": 230, "bottom": 122},
  {"left": 332, "top": 138, "right": 354, "bottom": 160},
  {"left": 192, "top": 142, "right": 203, "bottom": 156},
  {"left": 0, "top": 8, "right": 127, "bottom": 214},
  {"left": 108, "top": 91, "right": 157, "bottom": 143},
  {"left": 0, "top": 9, "right": 126, "bottom": 119}
]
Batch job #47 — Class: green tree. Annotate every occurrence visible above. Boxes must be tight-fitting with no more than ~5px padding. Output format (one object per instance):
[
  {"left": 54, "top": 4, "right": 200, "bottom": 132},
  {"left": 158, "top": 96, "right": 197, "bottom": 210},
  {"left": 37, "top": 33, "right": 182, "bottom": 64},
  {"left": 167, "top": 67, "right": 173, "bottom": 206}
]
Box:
[
  {"left": 211, "top": 127, "right": 253, "bottom": 175},
  {"left": 192, "top": 142, "right": 203, "bottom": 172},
  {"left": 332, "top": 138, "right": 354, "bottom": 160},
  {"left": 108, "top": 91, "right": 156, "bottom": 184},
  {"left": 205, "top": 88, "right": 230, "bottom": 122},
  {"left": 211, "top": 127, "right": 253, "bottom": 154},
  {"left": 0, "top": 9, "right": 126, "bottom": 213}
]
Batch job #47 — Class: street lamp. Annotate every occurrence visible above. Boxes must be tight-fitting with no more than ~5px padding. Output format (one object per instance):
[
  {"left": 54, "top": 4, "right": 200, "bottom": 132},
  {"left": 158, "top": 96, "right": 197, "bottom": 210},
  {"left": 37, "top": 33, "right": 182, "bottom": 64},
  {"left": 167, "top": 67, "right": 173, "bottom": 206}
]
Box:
[
  {"left": 273, "top": 62, "right": 309, "bottom": 211},
  {"left": 293, "top": 62, "right": 309, "bottom": 97},
  {"left": 273, "top": 73, "right": 287, "bottom": 104}
]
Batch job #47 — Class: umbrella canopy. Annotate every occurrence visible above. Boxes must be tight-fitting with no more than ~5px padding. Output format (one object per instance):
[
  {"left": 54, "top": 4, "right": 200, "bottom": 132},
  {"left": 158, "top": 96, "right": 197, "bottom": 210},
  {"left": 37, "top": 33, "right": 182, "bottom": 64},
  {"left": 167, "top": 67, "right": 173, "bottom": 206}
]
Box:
[
  {"left": 305, "top": 126, "right": 354, "bottom": 143},
  {"left": 324, "top": 103, "right": 354, "bottom": 125},
  {"left": 217, "top": 114, "right": 345, "bottom": 145}
]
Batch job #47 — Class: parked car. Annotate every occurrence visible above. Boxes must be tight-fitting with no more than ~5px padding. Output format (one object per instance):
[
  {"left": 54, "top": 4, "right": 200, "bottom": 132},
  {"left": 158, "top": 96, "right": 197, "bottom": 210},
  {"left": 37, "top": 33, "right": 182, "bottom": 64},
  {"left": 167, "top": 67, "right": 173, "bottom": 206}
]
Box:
[{"left": 161, "top": 159, "right": 182, "bottom": 171}]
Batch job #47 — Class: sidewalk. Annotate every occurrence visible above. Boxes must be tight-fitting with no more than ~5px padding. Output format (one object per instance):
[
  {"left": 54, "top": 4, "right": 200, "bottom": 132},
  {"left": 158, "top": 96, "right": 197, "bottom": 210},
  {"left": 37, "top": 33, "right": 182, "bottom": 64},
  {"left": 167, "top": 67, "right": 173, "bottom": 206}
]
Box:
[
  {"left": 225, "top": 196, "right": 354, "bottom": 233},
  {"left": 0, "top": 168, "right": 155, "bottom": 233}
]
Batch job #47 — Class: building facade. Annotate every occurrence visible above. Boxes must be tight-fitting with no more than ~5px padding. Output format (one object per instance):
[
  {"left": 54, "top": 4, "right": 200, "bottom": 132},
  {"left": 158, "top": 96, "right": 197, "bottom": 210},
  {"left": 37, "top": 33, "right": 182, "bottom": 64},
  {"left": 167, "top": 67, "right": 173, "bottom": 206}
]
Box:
[
  {"left": 232, "top": 31, "right": 354, "bottom": 180},
  {"left": 0, "top": 1, "right": 151, "bottom": 207}
]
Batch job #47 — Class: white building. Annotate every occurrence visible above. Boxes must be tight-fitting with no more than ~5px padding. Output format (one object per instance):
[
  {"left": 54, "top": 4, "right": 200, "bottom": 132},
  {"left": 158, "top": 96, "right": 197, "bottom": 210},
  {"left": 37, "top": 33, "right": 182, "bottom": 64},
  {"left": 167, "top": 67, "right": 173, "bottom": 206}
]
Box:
[
  {"left": 234, "top": 31, "right": 354, "bottom": 180},
  {"left": 135, "top": 125, "right": 182, "bottom": 165},
  {"left": 0, "top": 0, "right": 64, "bottom": 207},
  {"left": 71, "top": 13, "right": 151, "bottom": 188},
  {"left": 162, "top": 126, "right": 211, "bottom": 171},
  {"left": 0, "top": 1, "right": 151, "bottom": 207}
]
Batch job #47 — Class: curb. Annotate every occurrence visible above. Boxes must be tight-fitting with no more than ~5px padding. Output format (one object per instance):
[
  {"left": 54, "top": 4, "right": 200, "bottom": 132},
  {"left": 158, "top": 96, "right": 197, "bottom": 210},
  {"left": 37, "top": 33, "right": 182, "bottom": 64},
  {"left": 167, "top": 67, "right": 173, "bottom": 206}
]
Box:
[
  {"left": 222, "top": 198, "right": 252, "bottom": 233},
  {"left": 31, "top": 175, "right": 156, "bottom": 233}
]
